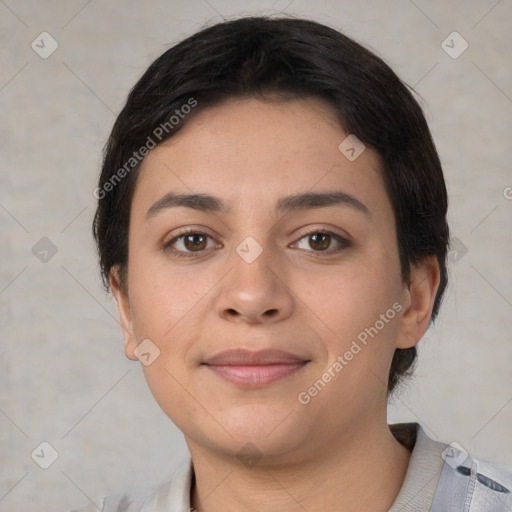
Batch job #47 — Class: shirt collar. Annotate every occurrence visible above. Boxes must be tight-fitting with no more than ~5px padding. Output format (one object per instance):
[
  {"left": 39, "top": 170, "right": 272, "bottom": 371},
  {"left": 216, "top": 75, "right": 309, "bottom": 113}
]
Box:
[
  {"left": 140, "top": 455, "right": 194, "bottom": 511},
  {"left": 139, "top": 422, "right": 444, "bottom": 512}
]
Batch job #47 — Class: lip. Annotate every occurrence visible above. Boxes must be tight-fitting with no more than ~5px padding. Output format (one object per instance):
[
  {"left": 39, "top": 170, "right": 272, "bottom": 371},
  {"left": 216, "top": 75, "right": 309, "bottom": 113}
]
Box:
[
  {"left": 203, "top": 348, "right": 308, "bottom": 366},
  {"left": 202, "top": 349, "right": 310, "bottom": 387}
]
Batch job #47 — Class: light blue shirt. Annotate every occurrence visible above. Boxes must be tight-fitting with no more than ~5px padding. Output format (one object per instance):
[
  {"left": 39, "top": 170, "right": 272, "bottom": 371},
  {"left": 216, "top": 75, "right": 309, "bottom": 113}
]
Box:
[{"left": 69, "top": 423, "right": 512, "bottom": 511}]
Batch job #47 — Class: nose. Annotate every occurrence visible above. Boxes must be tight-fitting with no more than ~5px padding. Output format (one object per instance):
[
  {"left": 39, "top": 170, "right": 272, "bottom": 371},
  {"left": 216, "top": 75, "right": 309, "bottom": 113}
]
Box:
[{"left": 215, "top": 245, "right": 294, "bottom": 325}]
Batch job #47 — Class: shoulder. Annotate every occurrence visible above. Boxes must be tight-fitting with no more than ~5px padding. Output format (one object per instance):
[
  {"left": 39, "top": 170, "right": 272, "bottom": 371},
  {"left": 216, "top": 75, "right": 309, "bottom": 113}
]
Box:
[
  {"left": 65, "top": 490, "right": 151, "bottom": 512},
  {"left": 434, "top": 446, "right": 512, "bottom": 511},
  {"left": 65, "top": 456, "right": 194, "bottom": 512},
  {"left": 394, "top": 423, "right": 512, "bottom": 511}
]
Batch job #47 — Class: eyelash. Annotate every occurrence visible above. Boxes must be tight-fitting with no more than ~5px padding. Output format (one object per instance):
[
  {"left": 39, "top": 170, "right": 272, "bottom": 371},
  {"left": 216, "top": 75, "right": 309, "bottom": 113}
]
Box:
[
  {"left": 163, "top": 229, "right": 221, "bottom": 259},
  {"left": 163, "top": 228, "right": 351, "bottom": 259}
]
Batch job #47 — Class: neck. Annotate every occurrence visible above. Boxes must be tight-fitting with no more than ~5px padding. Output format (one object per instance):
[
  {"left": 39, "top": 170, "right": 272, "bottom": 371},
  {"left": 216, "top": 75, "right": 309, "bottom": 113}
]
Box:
[{"left": 187, "top": 420, "right": 412, "bottom": 512}]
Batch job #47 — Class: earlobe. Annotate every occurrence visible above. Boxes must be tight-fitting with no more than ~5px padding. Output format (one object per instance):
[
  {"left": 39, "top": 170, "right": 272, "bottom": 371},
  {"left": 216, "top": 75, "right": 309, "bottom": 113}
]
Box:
[
  {"left": 396, "top": 256, "right": 441, "bottom": 349},
  {"left": 109, "top": 267, "right": 138, "bottom": 361}
]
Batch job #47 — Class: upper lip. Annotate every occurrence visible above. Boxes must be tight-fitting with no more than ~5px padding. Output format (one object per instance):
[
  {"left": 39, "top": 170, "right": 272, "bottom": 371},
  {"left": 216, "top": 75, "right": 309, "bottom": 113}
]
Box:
[{"left": 203, "top": 349, "right": 309, "bottom": 366}]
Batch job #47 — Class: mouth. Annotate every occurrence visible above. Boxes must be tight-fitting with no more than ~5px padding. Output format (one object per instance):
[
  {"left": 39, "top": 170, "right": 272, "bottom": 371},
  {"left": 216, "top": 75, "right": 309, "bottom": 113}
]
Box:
[{"left": 202, "top": 349, "right": 310, "bottom": 387}]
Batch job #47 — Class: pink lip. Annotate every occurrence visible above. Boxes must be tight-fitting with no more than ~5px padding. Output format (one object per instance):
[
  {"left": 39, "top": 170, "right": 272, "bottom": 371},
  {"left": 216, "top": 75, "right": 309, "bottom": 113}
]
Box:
[{"left": 202, "top": 349, "right": 310, "bottom": 387}]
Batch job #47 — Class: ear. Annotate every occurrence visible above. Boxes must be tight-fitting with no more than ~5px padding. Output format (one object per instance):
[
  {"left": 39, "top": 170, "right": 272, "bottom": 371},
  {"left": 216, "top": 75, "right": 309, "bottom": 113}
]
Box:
[
  {"left": 396, "top": 256, "right": 441, "bottom": 349},
  {"left": 110, "top": 267, "right": 138, "bottom": 361}
]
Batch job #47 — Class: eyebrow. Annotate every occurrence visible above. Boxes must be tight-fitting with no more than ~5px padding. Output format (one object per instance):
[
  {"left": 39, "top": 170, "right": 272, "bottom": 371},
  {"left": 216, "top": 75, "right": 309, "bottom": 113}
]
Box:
[
  {"left": 146, "top": 192, "right": 225, "bottom": 218},
  {"left": 145, "top": 190, "right": 370, "bottom": 219},
  {"left": 276, "top": 191, "right": 369, "bottom": 215}
]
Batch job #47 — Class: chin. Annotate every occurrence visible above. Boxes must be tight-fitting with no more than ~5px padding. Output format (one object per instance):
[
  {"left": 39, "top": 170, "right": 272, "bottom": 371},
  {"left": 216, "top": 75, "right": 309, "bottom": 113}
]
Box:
[{"left": 182, "top": 408, "right": 308, "bottom": 461}]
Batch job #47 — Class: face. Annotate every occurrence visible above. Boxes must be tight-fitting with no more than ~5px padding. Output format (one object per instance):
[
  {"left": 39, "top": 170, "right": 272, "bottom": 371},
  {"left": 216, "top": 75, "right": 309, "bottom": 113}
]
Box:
[{"left": 112, "top": 97, "right": 438, "bottom": 464}]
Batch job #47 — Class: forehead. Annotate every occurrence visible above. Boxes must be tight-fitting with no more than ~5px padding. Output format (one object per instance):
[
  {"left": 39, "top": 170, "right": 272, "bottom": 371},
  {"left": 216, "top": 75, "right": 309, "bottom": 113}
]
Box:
[{"left": 133, "top": 97, "right": 388, "bottom": 217}]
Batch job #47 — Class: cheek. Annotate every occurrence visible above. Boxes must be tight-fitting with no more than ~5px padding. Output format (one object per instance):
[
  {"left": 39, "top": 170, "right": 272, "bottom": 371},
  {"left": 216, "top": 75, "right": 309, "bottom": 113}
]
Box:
[
  {"left": 140, "top": 360, "right": 195, "bottom": 433},
  {"left": 309, "top": 250, "right": 402, "bottom": 380},
  {"left": 315, "top": 262, "right": 400, "bottom": 335},
  {"left": 127, "top": 252, "right": 209, "bottom": 340}
]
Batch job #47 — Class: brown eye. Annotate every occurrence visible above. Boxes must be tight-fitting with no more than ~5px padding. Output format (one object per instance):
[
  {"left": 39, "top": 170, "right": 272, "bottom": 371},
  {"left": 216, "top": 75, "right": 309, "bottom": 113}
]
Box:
[
  {"left": 308, "top": 233, "right": 331, "bottom": 251},
  {"left": 183, "top": 233, "right": 207, "bottom": 251},
  {"left": 293, "top": 230, "right": 351, "bottom": 255},
  {"left": 164, "top": 231, "right": 219, "bottom": 258}
]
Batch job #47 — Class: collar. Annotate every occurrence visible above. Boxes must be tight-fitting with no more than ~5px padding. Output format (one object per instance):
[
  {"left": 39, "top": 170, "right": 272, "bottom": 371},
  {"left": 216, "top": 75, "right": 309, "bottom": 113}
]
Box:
[{"left": 139, "top": 422, "right": 445, "bottom": 512}]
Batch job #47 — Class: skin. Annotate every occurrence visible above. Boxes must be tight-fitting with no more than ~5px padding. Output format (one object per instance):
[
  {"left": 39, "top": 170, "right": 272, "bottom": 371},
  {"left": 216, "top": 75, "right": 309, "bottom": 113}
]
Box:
[{"left": 111, "top": 96, "right": 440, "bottom": 512}]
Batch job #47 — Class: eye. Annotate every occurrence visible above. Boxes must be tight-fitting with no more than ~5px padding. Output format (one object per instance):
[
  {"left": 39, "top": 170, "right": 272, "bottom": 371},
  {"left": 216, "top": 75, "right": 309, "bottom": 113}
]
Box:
[
  {"left": 293, "top": 230, "right": 351, "bottom": 254},
  {"left": 163, "top": 230, "right": 220, "bottom": 258}
]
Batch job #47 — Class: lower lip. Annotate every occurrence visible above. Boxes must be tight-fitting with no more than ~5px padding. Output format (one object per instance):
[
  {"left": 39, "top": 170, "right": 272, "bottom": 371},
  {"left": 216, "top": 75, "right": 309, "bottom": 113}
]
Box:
[{"left": 204, "top": 363, "right": 307, "bottom": 387}]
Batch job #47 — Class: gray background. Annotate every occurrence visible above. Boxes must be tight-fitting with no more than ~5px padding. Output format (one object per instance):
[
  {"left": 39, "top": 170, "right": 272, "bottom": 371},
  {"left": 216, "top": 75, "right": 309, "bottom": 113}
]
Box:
[{"left": 1, "top": 0, "right": 511, "bottom": 510}]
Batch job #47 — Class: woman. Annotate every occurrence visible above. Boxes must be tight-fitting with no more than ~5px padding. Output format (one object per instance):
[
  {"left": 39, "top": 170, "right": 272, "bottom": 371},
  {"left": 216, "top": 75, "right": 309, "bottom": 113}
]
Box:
[{"left": 74, "top": 16, "right": 511, "bottom": 512}]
